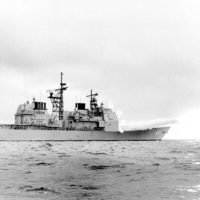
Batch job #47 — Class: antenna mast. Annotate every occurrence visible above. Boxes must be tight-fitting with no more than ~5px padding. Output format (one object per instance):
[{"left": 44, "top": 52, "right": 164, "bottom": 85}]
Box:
[
  {"left": 48, "top": 72, "right": 68, "bottom": 120},
  {"left": 86, "top": 90, "right": 98, "bottom": 114}
]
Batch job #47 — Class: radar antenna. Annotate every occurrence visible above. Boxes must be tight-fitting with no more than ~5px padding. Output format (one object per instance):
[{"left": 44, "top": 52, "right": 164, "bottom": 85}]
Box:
[
  {"left": 48, "top": 72, "right": 68, "bottom": 120},
  {"left": 86, "top": 90, "right": 98, "bottom": 114}
]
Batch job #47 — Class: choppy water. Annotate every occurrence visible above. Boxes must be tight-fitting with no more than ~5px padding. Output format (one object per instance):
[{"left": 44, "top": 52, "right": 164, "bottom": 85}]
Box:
[{"left": 0, "top": 141, "right": 200, "bottom": 200}]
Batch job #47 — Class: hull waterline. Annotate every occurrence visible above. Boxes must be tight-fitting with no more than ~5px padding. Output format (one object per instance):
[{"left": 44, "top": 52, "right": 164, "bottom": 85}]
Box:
[{"left": 0, "top": 127, "right": 170, "bottom": 141}]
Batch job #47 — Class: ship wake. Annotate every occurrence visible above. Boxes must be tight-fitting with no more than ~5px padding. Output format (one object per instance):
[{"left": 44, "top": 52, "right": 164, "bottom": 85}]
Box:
[{"left": 120, "top": 118, "right": 177, "bottom": 132}]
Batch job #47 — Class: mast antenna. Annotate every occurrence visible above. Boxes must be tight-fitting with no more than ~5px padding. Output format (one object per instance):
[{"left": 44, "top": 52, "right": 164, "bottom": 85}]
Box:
[
  {"left": 86, "top": 89, "right": 98, "bottom": 114},
  {"left": 48, "top": 72, "right": 68, "bottom": 120}
]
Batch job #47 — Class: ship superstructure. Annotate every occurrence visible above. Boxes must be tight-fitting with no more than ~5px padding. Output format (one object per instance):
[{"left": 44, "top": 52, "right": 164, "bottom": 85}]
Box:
[{"left": 12, "top": 73, "right": 119, "bottom": 132}]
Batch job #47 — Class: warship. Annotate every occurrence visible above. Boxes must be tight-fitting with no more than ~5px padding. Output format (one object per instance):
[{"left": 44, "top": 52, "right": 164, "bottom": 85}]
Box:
[{"left": 0, "top": 73, "right": 170, "bottom": 141}]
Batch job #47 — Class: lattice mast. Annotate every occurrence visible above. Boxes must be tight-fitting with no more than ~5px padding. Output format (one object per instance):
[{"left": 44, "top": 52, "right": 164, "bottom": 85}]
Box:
[
  {"left": 48, "top": 72, "right": 68, "bottom": 120},
  {"left": 86, "top": 90, "right": 98, "bottom": 114}
]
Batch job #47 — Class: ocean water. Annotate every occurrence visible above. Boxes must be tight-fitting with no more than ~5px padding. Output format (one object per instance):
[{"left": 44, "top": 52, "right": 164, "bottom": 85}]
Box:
[{"left": 0, "top": 141, "right": 200, "bottom": 200}]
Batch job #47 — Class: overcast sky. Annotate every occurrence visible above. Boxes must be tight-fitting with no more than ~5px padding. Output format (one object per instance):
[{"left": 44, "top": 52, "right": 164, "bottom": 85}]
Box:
[{"left": 1, "top": 0, "right": 200, "bottom": 138}]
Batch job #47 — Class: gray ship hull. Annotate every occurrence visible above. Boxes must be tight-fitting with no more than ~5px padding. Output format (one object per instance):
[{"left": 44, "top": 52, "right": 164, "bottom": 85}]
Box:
[{"left": 0, "top": 127, "right": 170, "bottom": 141}]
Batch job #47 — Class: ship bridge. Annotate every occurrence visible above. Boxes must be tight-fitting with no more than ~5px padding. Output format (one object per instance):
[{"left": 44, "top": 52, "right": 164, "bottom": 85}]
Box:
[{"left": 15, "top": 98, "right": 48, "bottom": 126}]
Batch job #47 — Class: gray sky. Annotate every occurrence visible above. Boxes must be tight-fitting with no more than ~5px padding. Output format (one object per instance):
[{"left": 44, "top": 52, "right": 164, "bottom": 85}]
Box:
[{"left": 1, "top": 0, "right": 200, "bottom": 138}]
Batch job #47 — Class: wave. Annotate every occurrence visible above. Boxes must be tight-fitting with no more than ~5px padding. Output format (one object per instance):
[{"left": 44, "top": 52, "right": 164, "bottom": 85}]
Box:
[
  {"left": 69, "top": 184, "right": 99, "bottom": 190},
  {"left": 39, "top": 143, "right": 53, "bottom": 148},
  {"left": 19, "top": 185, "right": 60, "bottom": 194},
  {"left": 84, "top": 164, "right": 126, "bottom": 170},
  {"left": 29, "top": 162, "right": 54, "bottom": 166},
  {"left": 84, "top": 152, "right": 108, "bottom": 155}
]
